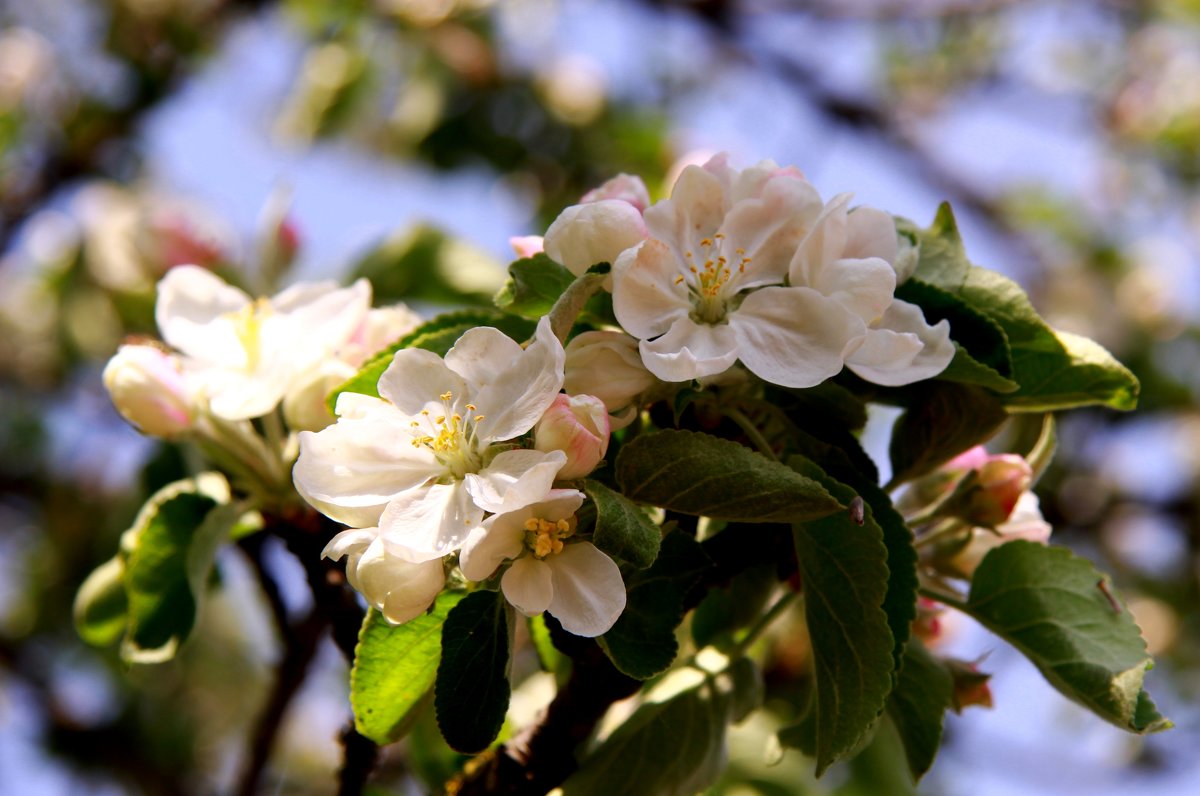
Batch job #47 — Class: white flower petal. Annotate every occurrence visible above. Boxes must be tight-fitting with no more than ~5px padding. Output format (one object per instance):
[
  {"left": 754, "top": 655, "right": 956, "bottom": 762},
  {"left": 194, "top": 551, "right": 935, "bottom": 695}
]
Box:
[
  {"left": 788, "top": 193, "right": 851, "bottom": 287},
  {"left": 459, "top": 519, "right": 526, "bottom": 582},
  {"left": 718, "top": 173, "right": 823, "bottom": 287},
  {"left": 269, "top": 277, "right": 371, "bottom": 355},
  {"left": 293, "top": 401, "right": 440, "bottom": 528},
  {"left": 465, "top": 448, "right": 566, "bottom": 514},
  {"left": 351, "top": 540, "right": 445, "bottom": 625},
  {"left": 379, "top": 482, "right": 482, "bottom": 562},
  {"left": 321, "top": 527, "right": 378, "bottom": 561},
  {"left": 580, "top": 173, "right": 650, "bottom": 211},
  {"left": 815, "top": 257, "right": 898, "bottom": 324},
  {"left": 845, "top": 207, "right": 898, "bottom": 264},
  {"left": 156, "top": 265, "right": 250, "bottom": 364},
  {"left": 547, "top": 542, "right": 626, "bottom": 637},
  {"left": 473, "top": 317, "right": 565, "bottom": 442},
  {"left": 377, "top": 348, "right": 468, "bottom": 417},
  {"left": 731, "top": 286, "right": 863, "bottom": 389},
  {"left": 638, "top": 316, "right": 739, "bottom": 383},
  {"left": 847, "top": 300, "right": 954, "bottom": 386},
  {"left": 544, "top": 200, "right": 647, "bottom": 277},
  {"left": 444, "top": 326, "right": 525, "bottom": 393},
  {"left": 644, "top": 163, "right": 730, "bottom": 260},
  {"left": 611, "top": 239, "right": 690, "bottom": 340},
  {"left": 502, "top": 557, "right": 554, "bottom": 616}
]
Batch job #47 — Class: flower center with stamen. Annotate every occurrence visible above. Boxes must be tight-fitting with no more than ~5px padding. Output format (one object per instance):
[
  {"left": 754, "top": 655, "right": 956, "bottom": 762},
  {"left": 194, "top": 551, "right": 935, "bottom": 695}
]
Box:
[
  {"left": 523, "top": 516, "right": 575, "bottom": 559},
  {"left": 227, "top": 298, "right": 273, "bottom": 371},
  {"left": 408, "top": 391, "right": 485, "bottom": 478},
  {"left": 674, "top": 233, "right": 753, "bottom": 324}
]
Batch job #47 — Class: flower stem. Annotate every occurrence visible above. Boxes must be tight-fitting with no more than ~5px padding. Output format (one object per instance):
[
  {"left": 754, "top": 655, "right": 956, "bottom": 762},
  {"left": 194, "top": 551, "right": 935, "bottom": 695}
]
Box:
[
  {"left": 546, "top": 268, "right": 609, "bottom": 344},
  {"left": 724, "top": 406, "right": 778, "bottom": 462},
  {"left": 918, "top": 586, "right": 969, "bottom": 612},
  {"left": 914, "top": 517, "right": 967, "bottom": 549},
  {"left": 730, "top": 590, "right": 799, "bottom": 658}
]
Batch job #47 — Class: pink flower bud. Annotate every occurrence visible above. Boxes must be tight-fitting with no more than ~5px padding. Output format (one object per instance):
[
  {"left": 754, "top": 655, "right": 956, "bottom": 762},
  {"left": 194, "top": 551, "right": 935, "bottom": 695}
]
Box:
[
  {"left": 564, "top": 331, "right": 656, "bottom": 427},
  {"left": 964, "top": 454, "right": 1033, "bottom": 527},
  {"left": 534, "top": 394, "right": 610, "bottom": 480},
  {"left": 102, "top": 343, "right": 194, "bottom": 437},
  {"left": 580, "top": 173, "right": 651, "bottom": 212},
  {"left": 947, "top": 493, "right": 1052, "bottom": 577}
]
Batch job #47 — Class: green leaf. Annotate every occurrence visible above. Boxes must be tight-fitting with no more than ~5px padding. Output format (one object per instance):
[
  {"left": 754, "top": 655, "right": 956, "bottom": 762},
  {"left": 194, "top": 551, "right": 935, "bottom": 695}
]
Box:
[
  {"left": 964, "top": 541, "right": 1171, "bottom": 734},
  {"left": 561, "top": 654, "right": 761, "bottom": 796},
  {"left": 789, "top": 468, "right": 895, "bottom": 775},
  {"left": 584, "top": 479, "right": 661, "bottom": 569},
  {"left": 599, "top": 531, "right": 712, "bottom": 679},
  {"left": 494, "top": 254, "right": 576, "bottom": 319},
  {"left": 351, "top": 592, "right": 465, "bottom": 745},
  {"left": 615, "top": 430, "right": 842, "bottom": 523},
  {"left": 119, "top": 475, "right": 240, "bottom": 663},
  {"left": 73, "top": 556, "right": 129, "bottom": 647},
  {"left": 330, "top": 310, "right": 536, "bottom": 407},
  {"left": 895, "top": 277, "right": 1015, "bottom": 385},
  {"left": 690, "top": 563, "right": 776, "bottom": 650},
  {"left": 888, "top": 382, "right": 1009, "bottom": 486},
  {"left": 912, "top": 204, "right": 1138, "bottom": 411},
  {"left": 886, "top": 640, "right": 954, "bottom": 782},
  {"left": 435, "top": 590, "right": 512, "bottom": 753},
  {"left": 937, "top": 343, "right": 1021, "bottom": 393}
]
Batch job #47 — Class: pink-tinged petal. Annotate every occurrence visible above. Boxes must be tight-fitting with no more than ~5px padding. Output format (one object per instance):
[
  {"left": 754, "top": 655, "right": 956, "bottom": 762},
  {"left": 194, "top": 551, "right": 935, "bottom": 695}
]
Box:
[
  {"left": 444, "top": 326, "right": 525, "bottom": 395},
  {"left": 459, "top": 519, "right": 526, "bottom": 582},
  {"left": 465, "top": 449, "right": 567, "bottom": 514},
  {"left": 473, "top": 317, "right": 565, "bottom": 442},
  {"left": 293, "top": 404, "right": 440, "bottom": 528},
  {"left": 815, "top": 256, "right": 897, "bottom": 324},
  {"left": 644, "top": 163, "right": 730, "bottom": 260},
  {"left": 845, "top": 207, "right": 898, "bottom": 264},
  {"left": 727, "top": 159, "right": 781, "bottom": 203},
  {"left": 847, "top": 300, "right": 953, "bottom": 386},
  {"left": 581, "top": 173, "right": 651, "bottom": 211},
  {"left": 789, "top": 193, "right": 851, "bottom": 287},
  {"left": 612, "top": 240, "right": 690, "bottom": 340},
  {"left": 544, "top": 200, "right": 647, "bottom": 277},
  {"left": 377, "top": 348, "right": 468, "bottom": 417},
  {"left": 502, "top": 557, "right": 554, "bottom": 616},
  {"left": 731, "top": 286, "right": 863, "bottom": 389},
  {"left": 720, "top": 173, "right": 824, "bottom": 288},
  {"left": 379, "top": 482, "right": 482, "bottom": 562},
  {"left": 547, "top": 542, "right": 626, "bottom": 637},
  {"left": 639, "top": 317, "right": 739, "bottom": 383},
  {"left": 156, "top": 265, "right": 250, "bottom": 363},
  {"left": 510, "top": 235, "right": 544, "bottom": 259}
]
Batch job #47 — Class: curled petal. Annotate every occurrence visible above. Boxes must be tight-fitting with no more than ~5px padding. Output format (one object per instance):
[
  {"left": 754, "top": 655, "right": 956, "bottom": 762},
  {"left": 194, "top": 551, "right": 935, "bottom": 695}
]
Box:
[
  {"left": 548, "top": 543, "right": 626, "bottom": 637},
  {"left": 789, "top": 193, "right": 851, "bottom": 287},
  {"left": 580, "top": 173, "right": 651, "bottom": 211},
  {"left": 502, "top": 557, "right": 554, "bottom": 616},
  {"left": 718, "top": 173, "right": 823, "bottom": 287},
  {"left": 847, "top": 300, "right": 953, "bottom": 386},
  {"left": 350, "top": 539, "right": 445, "bottom": 625},
  {"left": 638, "top": 317, "right": 739, "bottom": 383},
  {"left": 814, "top": 257, "right": 897, "bottom": 325},
  {"left": 321, "top": 527, "right": 378, "bottom": 561},
  {"left": 465, "top": 448, "right": 566, "bottom": 514},
  {"left": 731, "top": 286, "right": 863, "bottom": 388},
  {"left": 611, "top": 240, "right": 690, "bottom": 341}
]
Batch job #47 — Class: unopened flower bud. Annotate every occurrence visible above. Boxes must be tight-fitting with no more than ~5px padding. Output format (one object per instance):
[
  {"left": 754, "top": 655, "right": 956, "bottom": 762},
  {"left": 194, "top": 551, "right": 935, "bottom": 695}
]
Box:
[
  {"left": 962, "top": 454, "right": 1033, "bottom": 527},
  {"left": 946, "top": 492, "right": 1053, "bottom": 578},
  {"left": 103, "top": 343, "right": 194, "bottom": 437},
  {"left": 535, "top": 394, "right": 610, "bottom": 479},
  {"left": 945, "top": 658, "right": 993, "bottom": 712},
  {"left": 544, "top": 200, "right": 646, "bottom": 278},
  {"left": 580, "top": 173, "right": 651, "bottom": 212},
  {"left": 564, "top": 331, "right": 655, "bottom": 428}
]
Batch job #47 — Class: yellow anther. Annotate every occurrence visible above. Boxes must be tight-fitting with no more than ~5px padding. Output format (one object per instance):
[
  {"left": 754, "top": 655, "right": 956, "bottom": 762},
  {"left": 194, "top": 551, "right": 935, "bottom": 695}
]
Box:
[
  {"left": 674, "top": 275, "right": 685, "bottom": 285},
  {"left": 465, "top": 403, "right": 477, "bottom": 412},
  {"left": 714, "top": 232, "right": 725, "bottom": 239},
  {"left": 475, "top": 415, "right": 486, "bottom": 423},
  {"left": 440, "top": 391, "right": 453, "bottom": 401},
  {"left": 700, "top": 237, "right": 712, "bottom": 247}
]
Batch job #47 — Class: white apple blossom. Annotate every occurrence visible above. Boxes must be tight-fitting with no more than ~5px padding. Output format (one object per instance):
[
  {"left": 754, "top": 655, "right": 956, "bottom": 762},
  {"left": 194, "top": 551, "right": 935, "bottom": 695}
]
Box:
[
  {"left": 155, "top": 265, "right": 371, "bottom": 420},
  {"left": 789, "top": 193, "right": 954, "bottom": 386},
  {"left": 321, "top": 527, "right": 445, "bottom": 625},
  {"left": 612, "top": 155, "right": 867, "bottom": 387},
  {"left": 459, "top": 490, "right": 625, "bottom": 637},
  {"left": 293, "top": 317, "right": 568, "bottom": 562}
]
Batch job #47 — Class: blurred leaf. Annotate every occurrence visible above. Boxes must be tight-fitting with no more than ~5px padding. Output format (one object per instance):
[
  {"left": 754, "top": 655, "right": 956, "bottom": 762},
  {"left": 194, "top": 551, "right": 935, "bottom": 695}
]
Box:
[
  {"left": 119, "top": 474, "right": 239, "bottom": 663},
  {"left": 913, "top": 204, "right": 1138, "bottom": 411},
  {"left": 435, "top": 590, "right": 512, "bottom": 753},
  {"left": 615, "top": 430, "right": 843, "bottom": 523},
  {"left": 690, "top": 563, "right": 776, "bottom": 650},
  {"left": 349, "top": 224, "right": 501, "bottom": 306},
  {"left": 584, "top": 479, "right": 661, "bottom": 569},
  {"left": 561, "top": 656, "right": 761, "bottom": 796},
  {"left": 599, "top": 531, "right": 712, "bottom": 680},
  {"left": 74, "top": 556, "right": 129, "bottom": 647},
  {"left": 330, "top": 310, "right": 536, "bottom": 408},
  {"left": 888, "top": 382, "right": 1008, "bottom": 486},
  {"left": 964, "top": 542, "right": 1171, "bottom": 734},
  {"left": 494, "top": 254, "right": 575, "bottom": 319},
  {"left": 886, "top": 640, "right": 954, "bottom": 782},
  {"left": 352, "top": 592, "right": 465, "bottom": 745},
  {"left": 787, "top": 463, "right": 894, "bottom": 776}
]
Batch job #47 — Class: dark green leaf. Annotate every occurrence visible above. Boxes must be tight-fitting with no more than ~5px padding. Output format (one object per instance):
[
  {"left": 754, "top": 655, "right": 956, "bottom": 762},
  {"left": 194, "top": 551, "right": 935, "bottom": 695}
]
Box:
[
  {"left": 888, "top": 382, "right": 1008, "bottom": 486},
  {"left": 790, "top": 467, "right": 895, "bottom": 775},
  {"left": 895, "top": 277, "right": 1015, "bottom": 382},
  {"left": 599, "top": 531, "right": 712, "bottom": 679},
  {"left": 561, "top": 655, "right": 761, "bottom": 796},
  {"left": 937, "top": 343, "right": 1021, "bottom": 393},
  {"left": 616, "top": 430, "right": 842, "bottom": 523},
  {"left": 584, "top": 479, "right": 661, "bottom": 569},
  {"left": 330, "top": 311, "right": 536, "bottom": 408},
  {"left": 352, "top": 592, "right": 465, "bottom": 745},
  {"left": 690, "top": 563, "right": 776, "bottom": 650},
  {"left": 435, "top": 590, "right": 512, "bottom": 752},
  {"left": 965, "top": 541, "right": 1171, "bottom": 734},
  {"left": 886, "top": 640, "right": 954, "bottom": 782},
  {"left": 494, "top": 254, "right": 576, "bottom": 319},
  {"left": 912, "top": 204, "right": 1138, "bottom": 411}
]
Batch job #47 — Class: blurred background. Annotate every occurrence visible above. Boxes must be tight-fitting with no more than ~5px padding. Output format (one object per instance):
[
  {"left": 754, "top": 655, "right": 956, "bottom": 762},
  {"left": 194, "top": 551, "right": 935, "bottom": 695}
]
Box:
[{"left": 1, "top": 0, "right": 1199, "bottom": 794}]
